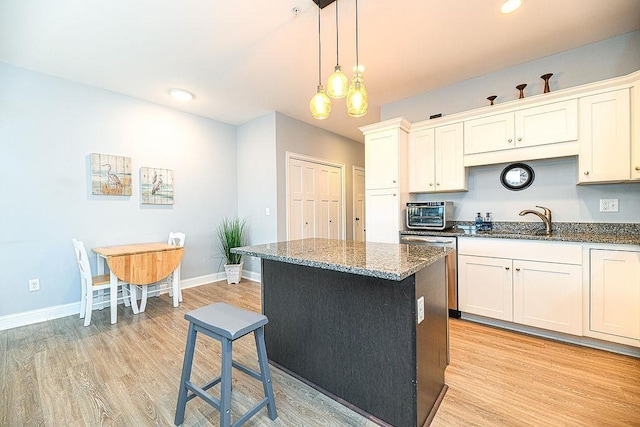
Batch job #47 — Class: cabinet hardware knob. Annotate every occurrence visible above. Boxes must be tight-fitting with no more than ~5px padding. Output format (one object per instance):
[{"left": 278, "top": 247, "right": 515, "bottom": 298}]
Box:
[
  {"left": 429, "top": 183, "right": 433, "bottom": 186},
  {"left": 355, "top": 217, "right": 360, "bottom": 221},
  {"left": 636, "top": 166, "right": 640, "bottom": 171},
  {"left": 515, "top": 268, "right": 521, "bottom": 272},
  {"left": 393, "top": 193, "right": 397, "bottom": 196},
  {"left": 305, "top": 222, "right": 308, "bottom": 225},
  {"left": 584, "top": 171, "right": 590, "bottom": 175},
  {"left": 393, "top": 180, "right": 397, "bottom": 183},
  {"left": 517, "top": 137, "right": 522, "bottom": 142},
  {"left": 436, "top": 183, "right": 440, "bottom": 186},
  {"left": 507, "top": 138, "right": 513, "bottom": 143},
  {"left": 505, "top": 267, "right": 510, "bottom": 270}
]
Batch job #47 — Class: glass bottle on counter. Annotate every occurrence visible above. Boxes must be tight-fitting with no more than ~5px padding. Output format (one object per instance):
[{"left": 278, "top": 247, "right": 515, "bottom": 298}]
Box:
[
  {"left": 475, "top": 212, "right": 484, "bottom": 231},
  {"left": 484, "top": 212, "right": 493, "bottom": 231}
]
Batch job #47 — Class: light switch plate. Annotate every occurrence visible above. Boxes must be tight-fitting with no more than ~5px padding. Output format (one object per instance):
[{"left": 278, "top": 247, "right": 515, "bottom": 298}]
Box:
[{"left": 417, "top": 296, "right": 425, "bottom": 324}]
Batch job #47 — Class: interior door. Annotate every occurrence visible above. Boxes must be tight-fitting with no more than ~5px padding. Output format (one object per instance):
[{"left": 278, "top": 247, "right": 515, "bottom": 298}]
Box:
[
  {"left": 353, "top": 167, "right": 365, "bottom": 241},
  {"left": 288, "top": 158, "right": 317, "bottom": 240},
  {"left": 317, "top": 164, "right": 341, "bottom": 239},
  {"left": 288, "top": 156, "right": 344, "bottom": 241}
]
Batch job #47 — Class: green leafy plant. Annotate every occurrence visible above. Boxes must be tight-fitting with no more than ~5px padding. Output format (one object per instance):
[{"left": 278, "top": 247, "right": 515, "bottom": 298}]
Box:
[{"left": 216, "top": 216, "right": 247, "bottom": 265}]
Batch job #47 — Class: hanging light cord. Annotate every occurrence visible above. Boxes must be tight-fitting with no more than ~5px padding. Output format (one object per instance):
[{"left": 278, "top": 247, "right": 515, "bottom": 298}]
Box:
[
  {"left": 317, "top": 6, "right": 322, "bottom": 85},
  {"left": 335, "top": 0, "right": 339, "bottom": 65},
  {"left": 355, "top": 0, "right": 359, "bottom": 69}
]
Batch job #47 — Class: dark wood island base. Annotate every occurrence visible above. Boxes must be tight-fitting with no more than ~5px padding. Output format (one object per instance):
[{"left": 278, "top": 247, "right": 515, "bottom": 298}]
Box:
[{"left": 261, "top": 256, "right": 448, "bottom": 426}]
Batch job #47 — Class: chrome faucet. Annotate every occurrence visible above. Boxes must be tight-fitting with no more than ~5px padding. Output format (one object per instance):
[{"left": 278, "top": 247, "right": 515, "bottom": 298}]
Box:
[{"left": 519, "top": 205, "right": 553, "bottom": 235}]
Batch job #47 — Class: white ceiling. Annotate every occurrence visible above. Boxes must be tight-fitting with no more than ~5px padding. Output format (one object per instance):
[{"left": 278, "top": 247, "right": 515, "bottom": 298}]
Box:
[{"left": 1, "top": 0, "right": 639, "bottom": 142}]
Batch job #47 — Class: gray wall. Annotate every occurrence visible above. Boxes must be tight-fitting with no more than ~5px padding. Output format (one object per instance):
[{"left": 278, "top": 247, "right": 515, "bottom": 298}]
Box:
[
  {"left": 237, "top": 113, "right": 278, "bottom": 275},
  {"left": 275, "top": 112, "right": 365, "bottom": 241},
  {"left": 0, "top": 62, "right": 238, "bottom": 317},
  {"left": 381, "top": 31, "right": 640, "bottom": 224}
]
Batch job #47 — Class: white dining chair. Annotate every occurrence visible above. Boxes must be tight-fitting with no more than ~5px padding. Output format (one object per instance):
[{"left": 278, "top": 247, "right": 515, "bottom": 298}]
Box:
[
  {"left": 72, "top": 238, "right": 132, "bottom": 326},
  {"left": 138, "top": 231, "right": 186, "bottom": 312}
]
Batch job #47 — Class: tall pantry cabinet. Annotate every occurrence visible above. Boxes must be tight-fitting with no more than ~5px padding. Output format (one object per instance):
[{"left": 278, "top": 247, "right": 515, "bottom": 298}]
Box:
[{"left": 360, "top": 118, "right": 411, "bottom": 244}]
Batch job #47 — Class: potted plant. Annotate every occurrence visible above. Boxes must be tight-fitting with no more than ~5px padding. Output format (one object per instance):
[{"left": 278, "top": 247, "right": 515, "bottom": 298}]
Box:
[{"left": 216, "top": 216, "right": 247, "bottom": 284}]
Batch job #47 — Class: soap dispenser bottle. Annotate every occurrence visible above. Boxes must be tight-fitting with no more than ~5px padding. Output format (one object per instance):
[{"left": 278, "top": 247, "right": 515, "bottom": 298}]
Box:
[
  {"left": 484, "top": 212, "right": 493, "bottom": 231},
  {"left": 475, "top": 212, "right": 483, "bottom": 230}
]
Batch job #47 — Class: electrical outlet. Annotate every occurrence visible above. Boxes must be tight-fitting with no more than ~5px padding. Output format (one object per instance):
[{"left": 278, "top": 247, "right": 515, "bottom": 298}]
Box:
[
  {"left": 599, "top": 199, "right": 619, "bottom": 212},
  {"left": 417, "top": 296, "right": 425, "bottom": 324},
  {"left": 29, "top": 278, "right": 40, "bottom": 292}
]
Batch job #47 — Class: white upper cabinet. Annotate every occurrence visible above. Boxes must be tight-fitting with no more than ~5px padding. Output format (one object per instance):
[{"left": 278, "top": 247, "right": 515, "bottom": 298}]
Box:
[
  {"left": 464, "top": 99, "right": 578, "bottom": 156},
  {"left": 360, "top": 118, "right": 410, "bottom": 243},
  {"left": 633, "top": 79, "right": 640, "bottom": 180},
  {"left": 408, "top": 122, "right": 467, "bottom": 193},
  {"left": 464, "top": 112, "right": 515, "bottom": 155},
  {"left": 364, "top": 128, "right": 402, "bottom": 190},
  {"left": 578, "top": 89, "right": 631, "bottom": 183},
  {"left": 408, "top": 127, "right": 435, "bottom": 192},
  {"left": 515, "top": 100, "right": 578, "bottom": 148}
]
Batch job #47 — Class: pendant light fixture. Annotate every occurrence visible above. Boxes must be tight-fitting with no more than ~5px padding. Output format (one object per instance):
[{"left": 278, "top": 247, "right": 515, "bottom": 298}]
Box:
[
  {"left": 346, "top": 0, "right": 368, "bottom": 117},
  {"left": 310, "top": 5, "right": 331, "bottom": 120},
  {"left": 326, "top": 0, "right": 348, "bottom": 99}
]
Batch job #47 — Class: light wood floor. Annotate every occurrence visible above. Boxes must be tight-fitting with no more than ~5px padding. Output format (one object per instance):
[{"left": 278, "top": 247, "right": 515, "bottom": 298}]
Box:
[{"left": 1, "top": 280, "right": 639, "bottom": 426}]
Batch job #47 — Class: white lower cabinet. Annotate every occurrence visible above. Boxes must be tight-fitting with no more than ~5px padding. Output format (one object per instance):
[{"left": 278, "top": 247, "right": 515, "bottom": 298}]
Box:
[
  {"left": 513, "top": 260, "right": 582, "bottom": 335},
  {"left": 364, "top": 189, "right": 402, "bottom": 244},
  {"left": 458, "top": 238, "right": 583, "bottom": 335},
  {"left": 589, "top": 249, "right": 640, "bottom": 343},
  {"left": 458, "top": 255, "right": 512, "bottom": 321}
]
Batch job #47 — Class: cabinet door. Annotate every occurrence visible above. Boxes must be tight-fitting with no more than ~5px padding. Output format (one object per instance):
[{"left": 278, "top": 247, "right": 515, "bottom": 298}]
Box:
[
  {"left": 513, "top": 260, "right": 582, "bottom": 335},
  {"left": 579, "top": 89, "right": 631, "bottom": 183},
  {"left": 435, "top": 122, "right": 466, "bottom": 191},
  {"left": 458, "top": 255, "right": 513, "bottom": 321},
  {"left": 365, "top": 129, "right": 399, "bottom": 189},
  {"left": 408, "top": 127, "right": 435, "bottom": 192},
  {"left": 464, "top": 113, "right": 514, "bottom": 155},
  {"left": 365, "top": 189, "right": 401, "bottom": 244},
  {"left": 514, "top": 99, "right": 578, "bottom": 149},
  {"left": 633, "top": 80, "right": 640, "bottom": 181},
  {"left": 590, "top": 249, "right": 640, "bottom": 340}
]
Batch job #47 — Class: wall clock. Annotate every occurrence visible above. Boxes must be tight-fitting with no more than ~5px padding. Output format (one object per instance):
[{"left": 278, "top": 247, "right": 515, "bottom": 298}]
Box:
[{"left": 500, "top": 163, "right": 534, "bottom": 191}]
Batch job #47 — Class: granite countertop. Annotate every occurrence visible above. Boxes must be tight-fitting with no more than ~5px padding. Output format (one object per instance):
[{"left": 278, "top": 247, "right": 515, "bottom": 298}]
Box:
[
  {"left": 401, "top": 222, "right": 640, "bottom": 246},
  {"left": 232, "top": 238, "right": 451, "bottom": 281}
]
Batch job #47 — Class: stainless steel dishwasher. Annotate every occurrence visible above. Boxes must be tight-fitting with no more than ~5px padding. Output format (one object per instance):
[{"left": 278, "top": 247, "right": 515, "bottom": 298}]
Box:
[{"left": 399, "top": 233, "right": 459, "bottom": 318}]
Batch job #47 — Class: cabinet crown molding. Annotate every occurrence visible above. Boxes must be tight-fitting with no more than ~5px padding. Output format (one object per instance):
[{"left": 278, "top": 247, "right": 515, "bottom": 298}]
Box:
[
  {"left": 391, "top": 69, "right": 640, "bottom": 131},
  {"left": 360, "top": 117, "right": 411, "bottom": 135}
]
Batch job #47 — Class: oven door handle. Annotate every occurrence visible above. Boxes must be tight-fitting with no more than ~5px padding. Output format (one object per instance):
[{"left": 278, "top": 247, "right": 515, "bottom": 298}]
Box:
[{"left": 402, "top": 237, "right": 453, "bottom": 244}]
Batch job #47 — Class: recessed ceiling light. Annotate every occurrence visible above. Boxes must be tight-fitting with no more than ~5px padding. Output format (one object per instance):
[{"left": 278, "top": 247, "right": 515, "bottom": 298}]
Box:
[
  {"left": 169, "top": 88, "right": 195, "bottom": 102},
  {"left": 501, "top": 0, "right": 522, "bottom": 13}
]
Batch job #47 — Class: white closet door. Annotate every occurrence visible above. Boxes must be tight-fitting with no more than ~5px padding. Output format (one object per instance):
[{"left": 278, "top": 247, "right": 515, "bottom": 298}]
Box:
[{"left": 288, "top": 157, "right": 344, "bottom": 241}]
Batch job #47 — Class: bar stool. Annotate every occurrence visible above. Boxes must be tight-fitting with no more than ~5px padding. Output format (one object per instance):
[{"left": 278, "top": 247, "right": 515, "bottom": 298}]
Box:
[{"left": 174, "top": 303, "right": 278, "bottom": 426}]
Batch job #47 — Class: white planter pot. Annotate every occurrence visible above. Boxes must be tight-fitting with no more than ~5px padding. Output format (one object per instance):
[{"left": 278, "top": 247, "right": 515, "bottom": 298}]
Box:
[{"left": 224, "top": 262, "right": 243, "bottom": 284}]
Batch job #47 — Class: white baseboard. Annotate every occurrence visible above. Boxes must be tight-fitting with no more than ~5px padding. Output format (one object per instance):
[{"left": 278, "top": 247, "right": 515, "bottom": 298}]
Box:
[
  {"left": 0, "top": 273, "right": 230, "bottom": 332},
  {"left": 242, "top": 269, "right": 261, "bottom": 283}
]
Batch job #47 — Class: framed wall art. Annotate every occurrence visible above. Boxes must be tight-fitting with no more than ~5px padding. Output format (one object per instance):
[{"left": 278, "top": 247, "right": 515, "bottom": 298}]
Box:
[
  {"left": 140, "top": 167, "right": 174, "bottom": 205},
  {"left": 90, "top": 153, "right": 132, "bottom": 196}
]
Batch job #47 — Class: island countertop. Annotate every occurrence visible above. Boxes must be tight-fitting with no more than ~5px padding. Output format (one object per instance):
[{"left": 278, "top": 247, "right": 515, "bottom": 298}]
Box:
[{"left": 232, "top": 238, "right": 450, "bottom": 281}]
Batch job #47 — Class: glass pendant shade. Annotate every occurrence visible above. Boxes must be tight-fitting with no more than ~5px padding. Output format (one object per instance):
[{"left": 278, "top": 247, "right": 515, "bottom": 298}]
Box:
[
  {"left": 327, "top": 65, "right": 349, "bottom": 99},
  {"left": 310, "top": 85, "right": 331, "bottom": 120},
  {"left": 347, "top": 71, "right": 368, "bottom": 117}
]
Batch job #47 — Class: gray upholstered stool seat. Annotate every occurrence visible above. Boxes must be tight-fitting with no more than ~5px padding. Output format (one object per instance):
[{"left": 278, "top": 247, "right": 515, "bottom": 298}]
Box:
[{"left": 174, "top": 302, "right": 277, "bottom": 426}]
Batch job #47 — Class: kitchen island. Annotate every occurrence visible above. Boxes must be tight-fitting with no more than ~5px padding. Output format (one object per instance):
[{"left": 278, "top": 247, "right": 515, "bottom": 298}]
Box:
[{"left": 233, "top": 238, "right": 450, "bottom": 427}]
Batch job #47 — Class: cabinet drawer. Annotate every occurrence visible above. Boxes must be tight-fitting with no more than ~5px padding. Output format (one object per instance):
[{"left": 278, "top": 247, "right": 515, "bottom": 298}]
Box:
[{"left": 458, "top": 237, "right": 582, "bottom": 265}]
